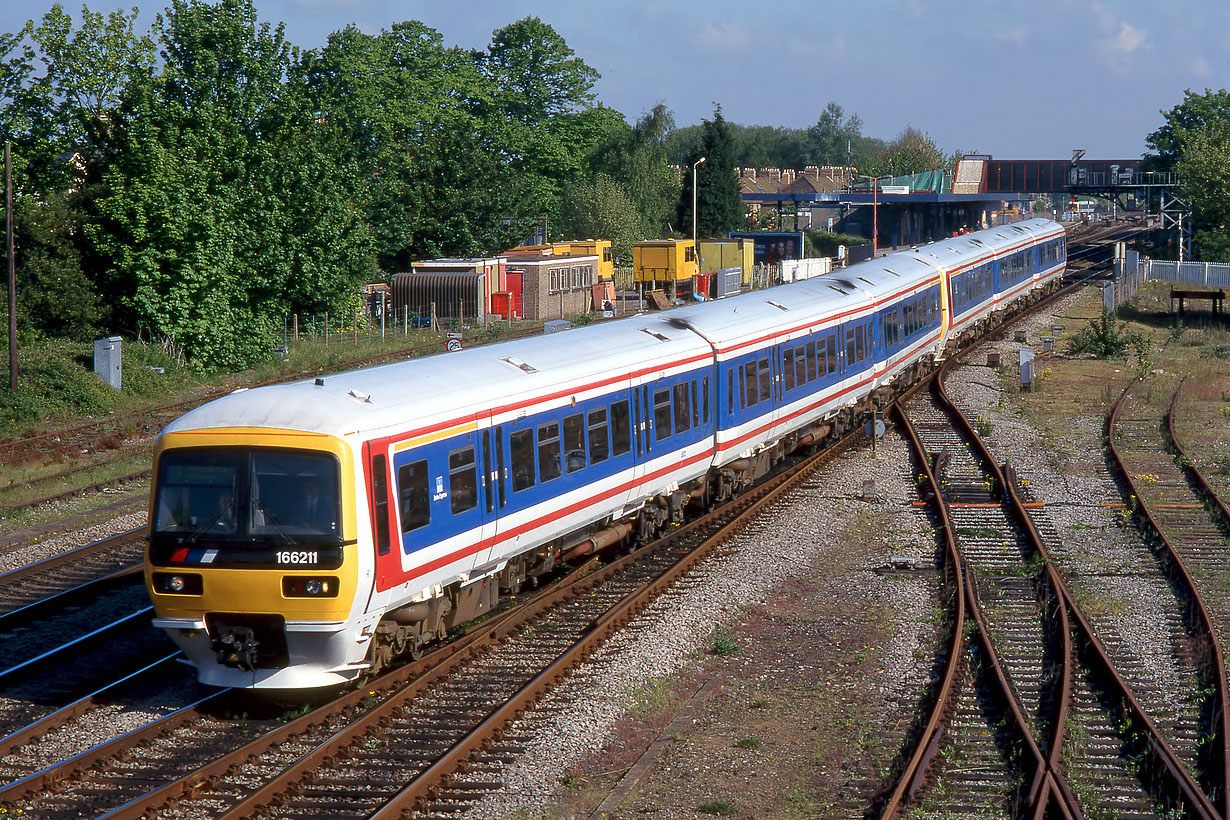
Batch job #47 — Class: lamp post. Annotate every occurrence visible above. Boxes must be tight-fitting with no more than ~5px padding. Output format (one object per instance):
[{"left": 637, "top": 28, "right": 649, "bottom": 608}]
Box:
[
  {"left": 690, "top": 156, "right": 706, "bottom": 302},
  {"left": 853, "top": 173, "right": 885, "bottom": 256}
]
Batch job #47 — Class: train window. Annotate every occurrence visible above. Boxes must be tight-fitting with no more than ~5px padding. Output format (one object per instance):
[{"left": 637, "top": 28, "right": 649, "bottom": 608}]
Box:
[
  {"left": 691, "top": 380, "right": 699, "bottom": 427},
  {"left": 702, "top": 376, "right": 710, "bottom": 424},
  {"left": 510, "top": 429, "right": 536, "bottom": 492},
  {"left": 827, "top": 334, "right": 837, "bottom": 374},
  {"left": 805, "top": 341, "right": 817, "bottom": 382},
  {"left": 538, "top": 421, "right": 562, "bottom": 482},
  {"left": 588, "top": 407, "right": 610, "bottom": 464},
  {"left": 563, "top": 413, "right": 586, "bottom": 473},
  {"left": 448, "top": 446, "right": 478, "bottom": 515},
  {"left": 674, "top": 383, "right": 691, "bottom": 434},
  {"left": 846, "top": 327, "right": 857, "bottom": 365},
  {"left": 397, "top": 459, "right": 430, "bottom": 532},
  {"left": 757, "top": 358, "right": 771, "bottom": 404},
  {"left": 611, "top": 400, "right": 632, "bottom": 457},
  {"left": 642, "top": 387, "right": 652, "bottom": 453},
  {"left": 743, "top": 361, "right": 758, "bottom": 407},
  {"left": 727, "top": 370, "right": 734, "bottom": 416},
  {"left": 856, "top": 324, "right": 866, "bottom": 361},
  {"left": 782, "top": 348, "right": 795, "bottom": 391},
  {"left": 654, "top": 388, "right": 673, "bottom": 440},
  {"left": 372, "top": 454, "right": 390, "bottom": 555}
]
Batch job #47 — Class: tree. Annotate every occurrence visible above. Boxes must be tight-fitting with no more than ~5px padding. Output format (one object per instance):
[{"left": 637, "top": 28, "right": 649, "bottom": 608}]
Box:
[
  {"left": 1177, "top": 120, "right": 1230, "bottom": 261},
  {"left": 588, "top": 103, "right": 679, "bottom": 237},
  {"left": 1148, "top": 88, "right": 1230, "bottom": 260},
  {"left": 89, "top": 0, "right": 372, "bottom": 369},
  {"left": 1146, "top": 88, "right": 1230, "bottom": 170},
  {"left": 805, "top": 101, "right": 862, "bottom": 166},
  {"left": 557, "top": 175, "right": 643, "bottom": 263},
  {"left": 484, "top": 16, "right": 598, "bottom": 126},
  {"left": 679, "top": 106, "right": 743, "bottom": 238}
]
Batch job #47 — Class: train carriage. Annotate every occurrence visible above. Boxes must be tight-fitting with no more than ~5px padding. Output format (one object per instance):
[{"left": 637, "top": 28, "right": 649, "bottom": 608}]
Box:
[{"left": 146, "top": 219, "right": 1068, "bottom": 690}]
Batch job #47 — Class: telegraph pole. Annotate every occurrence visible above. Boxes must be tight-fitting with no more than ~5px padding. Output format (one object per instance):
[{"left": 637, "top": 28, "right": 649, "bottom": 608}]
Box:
[{"left": 6, "top": 141, "right": 16, "bottom": 393}]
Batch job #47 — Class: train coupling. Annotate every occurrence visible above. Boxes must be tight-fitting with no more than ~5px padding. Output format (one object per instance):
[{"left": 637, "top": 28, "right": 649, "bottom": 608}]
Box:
[{"left": 211, "top": 625, "right": 262, "bottom": 671}]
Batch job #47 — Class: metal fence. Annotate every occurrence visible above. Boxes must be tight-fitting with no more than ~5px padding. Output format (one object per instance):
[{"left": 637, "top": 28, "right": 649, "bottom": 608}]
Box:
[{"left": 1143, "top": 259, "right": 1230, "bottom": 288}]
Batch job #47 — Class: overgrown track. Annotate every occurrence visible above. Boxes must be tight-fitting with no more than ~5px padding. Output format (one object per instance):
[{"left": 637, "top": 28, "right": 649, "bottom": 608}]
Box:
[
  {"left": 0, "top": 426, "right": 857, "bottom": 820},
  {"left": 883, "top": 349, "right": 1224, "bottom": 819},
  {"left": 1108, "top": 378, "right": 1230, "bottom": 817},
  {"left": 892, "top": 383, "right": 1081, "bottom": 819}
]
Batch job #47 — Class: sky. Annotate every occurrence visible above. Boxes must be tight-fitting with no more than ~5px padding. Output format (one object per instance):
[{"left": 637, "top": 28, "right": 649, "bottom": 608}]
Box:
[{"left": 3, "top": 0, "right": 1227, "bottom": 161}]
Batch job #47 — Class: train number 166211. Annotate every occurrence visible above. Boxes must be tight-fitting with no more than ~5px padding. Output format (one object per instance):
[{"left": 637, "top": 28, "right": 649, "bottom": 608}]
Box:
[{"left": 277, "top": 550, "right": 319, "bottom": 565}]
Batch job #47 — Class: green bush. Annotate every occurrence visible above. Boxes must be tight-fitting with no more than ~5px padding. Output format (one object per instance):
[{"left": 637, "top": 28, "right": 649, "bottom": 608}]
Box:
[{"left": 1065, "top": 310, "right": 1145, "bottom": 359}]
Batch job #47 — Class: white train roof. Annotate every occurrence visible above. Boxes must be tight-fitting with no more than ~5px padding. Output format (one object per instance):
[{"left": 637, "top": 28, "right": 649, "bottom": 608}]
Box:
[
  {"left": 163, "top": 315, "right": 711, "bottom": 441},
  {"left": 663, "top": 272, "right": 868, "bottom": 352}
]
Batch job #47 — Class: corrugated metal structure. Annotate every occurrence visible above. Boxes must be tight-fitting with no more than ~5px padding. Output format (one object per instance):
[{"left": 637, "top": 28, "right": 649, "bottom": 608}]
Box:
[{"left": 390, "top": 272, "right": 484, "bottom": 323}]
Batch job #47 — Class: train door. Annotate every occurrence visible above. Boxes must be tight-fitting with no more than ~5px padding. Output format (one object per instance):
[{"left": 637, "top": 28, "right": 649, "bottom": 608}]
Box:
[
  {"left": 470, "top": 418, "right": 499, "bottom": 567},
  {"left": 365, "top": 440, "right": 401, "bottom": 596}
]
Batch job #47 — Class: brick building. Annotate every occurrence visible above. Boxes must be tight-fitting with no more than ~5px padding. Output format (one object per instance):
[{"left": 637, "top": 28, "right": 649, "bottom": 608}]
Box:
[{"left": 505, "top": 254, "right": 598, "bottom": 321}]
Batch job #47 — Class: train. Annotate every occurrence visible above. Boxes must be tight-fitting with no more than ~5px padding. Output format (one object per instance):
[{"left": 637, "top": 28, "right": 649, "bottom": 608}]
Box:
[{"left": 145, "top": 218, "right": 1067, "bottom": 690}]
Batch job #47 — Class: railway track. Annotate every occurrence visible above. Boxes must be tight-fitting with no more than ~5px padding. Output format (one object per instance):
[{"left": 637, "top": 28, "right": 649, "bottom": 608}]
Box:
[
  {"left": 0, "top": 529, "right": 144, "bottom": 615},
  {"left": 1107, "top": 378, "right": 1230, "bottom": 814},
  {"left": 0, "top": 418, "right": 858, "bottom": 819},
  {"left": 883, "top": 353, "right": 1223, "bottom": 819}
]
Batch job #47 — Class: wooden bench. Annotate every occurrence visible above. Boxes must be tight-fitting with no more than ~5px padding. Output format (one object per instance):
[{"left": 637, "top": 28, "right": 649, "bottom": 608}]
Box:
[{"left": 1170, "top": 288, "right": 1226, "bottom": 317}]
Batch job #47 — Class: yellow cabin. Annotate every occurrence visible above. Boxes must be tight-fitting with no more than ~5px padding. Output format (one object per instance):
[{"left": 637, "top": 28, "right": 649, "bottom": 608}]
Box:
[
  {"left": 555, "top": 240, "right": 614, "bottom": 281},
  {"left": 632, "top": 239, "right": 698, "bottom": 287}
]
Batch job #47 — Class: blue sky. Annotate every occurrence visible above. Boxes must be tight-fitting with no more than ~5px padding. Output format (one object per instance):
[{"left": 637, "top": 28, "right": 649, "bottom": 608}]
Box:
[{"left": 4, "top": 0, "right": 1227, "bottom": 160}]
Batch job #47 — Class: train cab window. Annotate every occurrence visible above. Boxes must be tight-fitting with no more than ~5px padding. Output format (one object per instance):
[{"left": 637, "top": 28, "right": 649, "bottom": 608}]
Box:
[
  {"left": 563, "top": 413, "right": 586, "bottom": 473},
  {"left": 397, "top": 459, "right": 430, "bottom": 532},
  {"left": 654, "top": 388, "right": 673, "bottom": 440},
  {"left": 510, "top": 429, "right": 536, "bottom": 492},
  {"left": 588, "top": 408, "right": 610, "bottom": 465},
  {"left": 611, "top": 401, "right": 632, "bottom": 456},
  {"left": 673, "top": 383, "right": 692, "bottom": 434},
  {"left": 448, "top": 446, "right": 478, "bottom": 515},
  {"left": 538, "top": 421, "right": 562, "bottom": 482},
  {"left": 782, "top": 348, "right": 795, "bottom": 391},
  {"left": 702, "top": 376, "right": 710, "bottom": 424},
  {"left": 757, "top": 358, "right": 771, "bottom": 404},
  {"left": 743, "top": 361, "right": 758, "bottom": 407}
]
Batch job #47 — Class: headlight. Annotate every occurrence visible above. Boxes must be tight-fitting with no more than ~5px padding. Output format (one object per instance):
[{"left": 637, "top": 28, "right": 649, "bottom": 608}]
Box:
[
  {"left": 282, "top": 577, "right": 339, "bottom": 598},
  {"left": 153, "top": 572, "right": 203, "bottom": 595}
]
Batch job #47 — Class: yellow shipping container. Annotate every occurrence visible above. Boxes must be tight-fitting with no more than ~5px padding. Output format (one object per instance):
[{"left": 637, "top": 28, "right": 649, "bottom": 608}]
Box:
[
  {"left": 697, "top": 239, "right": 753, "bottom": 284},
  {"left": 632, "top": 239, "right": 698, "bottom": 286}
]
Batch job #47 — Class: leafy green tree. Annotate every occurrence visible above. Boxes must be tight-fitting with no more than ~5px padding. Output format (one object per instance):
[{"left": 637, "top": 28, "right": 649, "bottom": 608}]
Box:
[
  {"left": 1147, "top": 88, "right": 1230, "bottom": 260},
  {"left": 484, "top": 16, "right": 598, "bottom": 125},
  {"left": 89, "top": 0, "right": 372, "bottom": 369},
  {"left": 805, "top": 101, "right": 862, "bottom": 166},
  {"left": 481, "top": 17, "right": 603, "bottom": 235},
  {"left": 1176, "top": 120, "right": 1230, "bottom": 261},
  {"left": 1146, "top": 88, "right": 1230, "bottom": 170},
  {"left": 13, "top": 190, "right": 104, "bottom": 339},
  {"left": 679, "top": 106, "right": 743, "bottom": 238},
  {"left": 588, "top": 103, "right": 679, "bottom": 237},
  {"left": 557, "top": 174, "right": 643, "bottom": 263}
]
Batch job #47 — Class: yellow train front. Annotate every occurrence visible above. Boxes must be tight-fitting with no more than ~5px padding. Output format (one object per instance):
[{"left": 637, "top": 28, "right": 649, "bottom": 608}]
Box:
[{"left": 144, "top": 420, "right": 373, "bottom": 690}]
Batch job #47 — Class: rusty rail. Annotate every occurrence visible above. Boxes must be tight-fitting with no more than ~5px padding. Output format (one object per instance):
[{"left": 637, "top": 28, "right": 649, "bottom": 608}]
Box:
[{"left": 1107, "top": 378, "right": 1230, "bottom": 819}]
